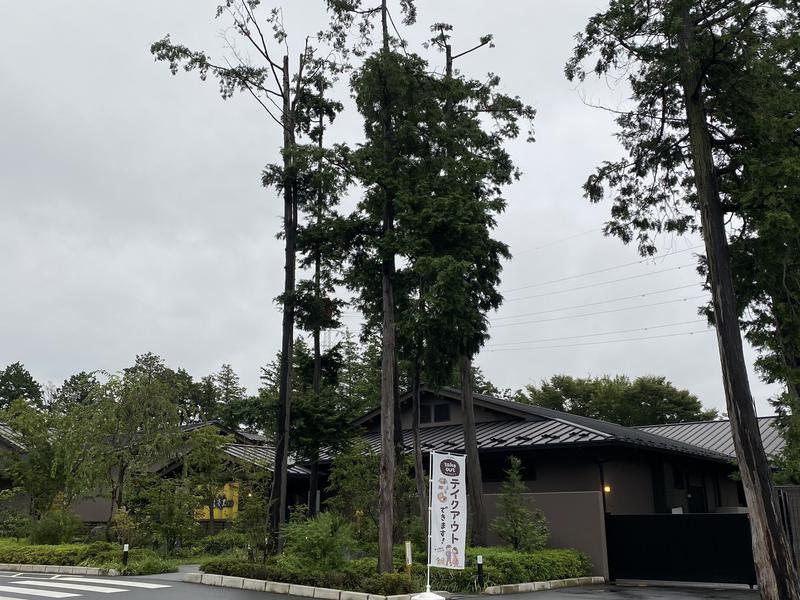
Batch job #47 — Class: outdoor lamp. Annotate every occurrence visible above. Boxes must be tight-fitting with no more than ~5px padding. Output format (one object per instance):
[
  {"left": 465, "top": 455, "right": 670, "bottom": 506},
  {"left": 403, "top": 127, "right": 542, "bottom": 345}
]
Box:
[{"left": 603, "top": 484, "right": 612, "bottom": 493}]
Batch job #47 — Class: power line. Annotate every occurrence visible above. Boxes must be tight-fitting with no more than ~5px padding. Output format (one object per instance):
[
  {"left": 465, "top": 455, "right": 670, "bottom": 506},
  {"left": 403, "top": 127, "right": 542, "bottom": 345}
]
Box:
[
  {"left": 487, "top": 319, "right": 706, "bottom": 347},
  {"left": 491, "top": 283, "right": 701, "bottom": 322},
  {"left": 502, "top": 245, "right": 703, "bottom": 294},
  {"left": 483, "top": 329, "right": 712, "bottom": 352},
  {"left": 504, "top": 263, "right": 697, "bottom": 303},
  {"left": 491, "top": 295, "right": 708, "bottom": 328},
  {"left": 512, "top": 228, "right": 600, "bottom": 256}
]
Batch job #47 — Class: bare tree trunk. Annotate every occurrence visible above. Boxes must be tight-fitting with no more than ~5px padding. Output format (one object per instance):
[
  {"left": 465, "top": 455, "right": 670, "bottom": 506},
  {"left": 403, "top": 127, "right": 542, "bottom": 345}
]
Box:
[
  {"left": 377, "top": 0, "right": 396, "bottom": 574},
  {"left": 677, "top": 9, "right": 799, "bottom": 598},
  {"left": 411, "top": 367, "right": 427, "bottom": 536},
  {"left": 460, "top": 355, "right": 487, "bottom": 546},
  {"left": 271, "top": 54, "right": 296, "bottom": 549}
]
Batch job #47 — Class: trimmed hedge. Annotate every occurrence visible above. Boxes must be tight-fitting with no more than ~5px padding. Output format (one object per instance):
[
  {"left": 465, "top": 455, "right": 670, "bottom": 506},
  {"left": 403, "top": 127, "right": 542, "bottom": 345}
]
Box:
[
  {"left": 201, "top": 547, "right": 591, "bottom": 594},
  {"left": 0, "top": 540, "right": 176, "bottom": 576}
]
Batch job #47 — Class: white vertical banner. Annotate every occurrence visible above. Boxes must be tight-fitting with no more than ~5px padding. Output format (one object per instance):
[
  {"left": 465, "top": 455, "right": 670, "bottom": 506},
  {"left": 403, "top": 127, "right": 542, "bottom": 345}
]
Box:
[{"left": 428, "top": 451, "right": 467, "bottom": 570}]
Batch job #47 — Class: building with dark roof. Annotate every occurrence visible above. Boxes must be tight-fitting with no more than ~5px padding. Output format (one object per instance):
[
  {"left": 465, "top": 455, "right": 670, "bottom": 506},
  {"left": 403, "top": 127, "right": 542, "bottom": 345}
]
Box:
[
  {"left": 351, "top": 386, "right": 743, "bottom": 515},
  {"left": 638, "top": 416, "right": 783, "bottom": 459}
]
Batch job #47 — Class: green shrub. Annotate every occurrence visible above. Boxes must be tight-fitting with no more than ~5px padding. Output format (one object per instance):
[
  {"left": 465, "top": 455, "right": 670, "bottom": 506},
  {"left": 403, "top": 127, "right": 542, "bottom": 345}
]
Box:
[
  {"left": 491, "top": 456, "right": 550, "bottom": 551},
  {"left": 0, "top": 539, "right": 175, "bottom": 575},
  {"left": 194, "top": 530, "right": 249, "bottom": 555},
  {"left": 360, "top": 573, "right": 413, "bottom": 595},
  {"left": 281, "top": 512, "right": 356, "bottom": 571},
  {"left": 121, "top": 555, "right": 177, "bottom": 576},
  {"left": 29, "top": 509, "right": 82, "bottom": 545},
  {"left": 201, "top": 547, "right": 591, "bottom": 594},
  {"left": 200, "top": 558, "right": 270, "bottom": 580}
]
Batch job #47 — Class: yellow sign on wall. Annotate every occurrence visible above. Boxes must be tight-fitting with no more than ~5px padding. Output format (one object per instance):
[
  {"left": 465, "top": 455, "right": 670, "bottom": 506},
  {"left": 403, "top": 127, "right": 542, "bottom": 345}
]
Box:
[{"left": 197, "top": 482, "right": 239, "bottom": 521}]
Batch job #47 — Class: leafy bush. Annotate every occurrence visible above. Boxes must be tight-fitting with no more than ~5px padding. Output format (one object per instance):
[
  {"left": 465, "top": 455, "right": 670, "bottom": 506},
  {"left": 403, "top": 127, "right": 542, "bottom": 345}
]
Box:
[
  {"left": 29, "top": 509, "right": 82, "bottom": 545},
  {"left": 280, "top": 512, "right": 356, "bottom": 571},
  {"left": 360, "top": 573, "right": 414, "bottom": 595},
  {"left": 110, "top": 507, "right": 139, "bottom": 546},
  {"left": 194, "top": 530, "right": 249, "bottom": 555},
  {"left": 201, "top": 547, "right": 591, "bottom": 594},
  {"left": 0, "top": 539, "right": 176, "bottom": 575},
  {"left": 491, "top": 456, "right": 549, "bottom": 551}
]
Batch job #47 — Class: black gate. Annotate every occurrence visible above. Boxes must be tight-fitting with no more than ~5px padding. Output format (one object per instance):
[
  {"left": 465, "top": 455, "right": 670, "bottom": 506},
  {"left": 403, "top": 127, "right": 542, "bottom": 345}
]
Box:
[{"left": 606, "top": 513, "right": 757, "bottom": 585}]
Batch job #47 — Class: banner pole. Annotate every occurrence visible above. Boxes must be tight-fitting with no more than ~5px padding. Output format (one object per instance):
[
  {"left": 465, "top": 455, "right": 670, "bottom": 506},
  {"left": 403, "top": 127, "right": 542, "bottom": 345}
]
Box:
[{"left": 426, "top": 450, "right": 433, "bottom": 593}]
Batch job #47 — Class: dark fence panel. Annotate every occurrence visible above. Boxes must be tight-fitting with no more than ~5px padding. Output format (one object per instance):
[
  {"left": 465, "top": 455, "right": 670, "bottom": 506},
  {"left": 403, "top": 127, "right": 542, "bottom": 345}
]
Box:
[
  {"left": 778, "top": 485, "right": 800, "bottom": 565},
  {"left": 606, "top": 513, "right": 756, "bottom": 585}
]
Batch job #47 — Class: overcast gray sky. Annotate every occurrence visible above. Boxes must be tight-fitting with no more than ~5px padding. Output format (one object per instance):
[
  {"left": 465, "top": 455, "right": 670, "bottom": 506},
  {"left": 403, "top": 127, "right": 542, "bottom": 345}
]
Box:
[{"left": 0, "top": 1, "right": 778, "bottom": 416}]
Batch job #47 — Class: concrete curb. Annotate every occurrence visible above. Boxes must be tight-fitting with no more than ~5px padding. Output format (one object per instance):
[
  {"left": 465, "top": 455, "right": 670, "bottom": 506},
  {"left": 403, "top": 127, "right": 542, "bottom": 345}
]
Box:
[
  {"left": 484, "top": 576, "right": 605, "bottom": 594},
  {"left": 185, "top": 572, "right": 451, "bottom": 600},
  {"left": 0, "top": 563, "right": 119, "bottom": 577}
]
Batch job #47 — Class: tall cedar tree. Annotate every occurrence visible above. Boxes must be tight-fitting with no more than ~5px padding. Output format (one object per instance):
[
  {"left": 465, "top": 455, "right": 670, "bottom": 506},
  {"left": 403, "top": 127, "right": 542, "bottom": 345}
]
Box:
[
  {"left": 291, "top": 74, "right": 349, "bottom": 515},
  {"left": 407, "top": 24, "right": 533, "bottom": 545},
  {"left": 715, "top": 12, "right": 800, "bottom": 479},
  {"left": 326, "top": 0, "right": 418, "bottom": 572},
  {"left": 566, "top": 2, "right": 800, "bottom": 596},
  {"left": 151, "top": 0, "right": 333, "bottom": 545}
]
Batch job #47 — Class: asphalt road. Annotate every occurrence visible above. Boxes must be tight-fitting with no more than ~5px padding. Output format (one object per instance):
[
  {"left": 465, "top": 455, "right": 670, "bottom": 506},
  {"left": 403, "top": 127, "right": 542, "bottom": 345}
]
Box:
[
  {"left": 0, "top": 572, "right": 761, "bottom": 600},
  {"left": 0, "top": 572, "right": 288, "bottom": 600},
  {"left": 462, "top": 583, "right": 760, "bottom": 599}
]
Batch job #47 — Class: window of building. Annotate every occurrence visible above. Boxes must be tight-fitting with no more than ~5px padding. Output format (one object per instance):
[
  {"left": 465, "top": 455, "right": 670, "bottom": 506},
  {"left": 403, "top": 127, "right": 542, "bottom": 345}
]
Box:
[
  {"left": 419, "top": 402, "right": 451, "bottom": 424},
  {"left": 433, "top": 403, "right": 451, "bottom": 423},
  {"left": 420, "top": 405, "right": 432, "bottom": 424}
]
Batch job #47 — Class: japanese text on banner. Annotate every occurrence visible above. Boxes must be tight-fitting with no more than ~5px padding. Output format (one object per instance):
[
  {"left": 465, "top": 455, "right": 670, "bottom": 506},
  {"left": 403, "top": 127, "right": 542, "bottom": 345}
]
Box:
[{"left": 428, "top": 451, "right": 466, "bottom": 570}]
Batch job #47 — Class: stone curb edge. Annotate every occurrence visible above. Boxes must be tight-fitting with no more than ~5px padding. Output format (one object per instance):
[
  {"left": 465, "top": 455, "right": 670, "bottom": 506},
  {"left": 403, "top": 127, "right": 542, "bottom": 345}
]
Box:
[
  {"left": 0, "top": 564, "right": 120, "bottom": 577},
  {"left": 184, "top": 572, "right": 452, "bottom": 600},
  {"left": 484, "top": 576, "right": 605, "bottom": 594},
  {"left": 184, "top": 572, "right": 603, "bottom": 597}
]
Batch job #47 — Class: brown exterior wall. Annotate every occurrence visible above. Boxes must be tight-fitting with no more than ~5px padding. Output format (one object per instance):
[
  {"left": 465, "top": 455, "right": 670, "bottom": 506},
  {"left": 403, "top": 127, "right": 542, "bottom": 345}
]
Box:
[{"left": 484, "top": 491, "right": 608, "bottom": 579}]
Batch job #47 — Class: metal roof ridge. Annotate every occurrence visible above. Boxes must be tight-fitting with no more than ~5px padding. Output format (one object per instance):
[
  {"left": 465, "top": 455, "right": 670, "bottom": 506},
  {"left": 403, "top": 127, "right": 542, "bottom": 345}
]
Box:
[{"left": 637, "top": 415, "right": 778, "bottom": 429}]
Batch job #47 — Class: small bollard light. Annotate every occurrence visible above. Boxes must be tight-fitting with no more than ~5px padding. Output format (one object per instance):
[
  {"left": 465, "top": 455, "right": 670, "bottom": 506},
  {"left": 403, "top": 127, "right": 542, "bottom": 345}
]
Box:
[
  {"left": 476, "top": 554, "right": 484, "bottom": 588},
  {"left": 122, "top": 543, "right": 129, "bottom": 567}
]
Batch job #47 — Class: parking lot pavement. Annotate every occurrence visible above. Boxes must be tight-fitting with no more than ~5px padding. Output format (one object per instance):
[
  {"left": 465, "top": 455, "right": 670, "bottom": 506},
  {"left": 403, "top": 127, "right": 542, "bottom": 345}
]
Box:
[{"left": 462, "top": 582, "right": 760, "bottom": 599}]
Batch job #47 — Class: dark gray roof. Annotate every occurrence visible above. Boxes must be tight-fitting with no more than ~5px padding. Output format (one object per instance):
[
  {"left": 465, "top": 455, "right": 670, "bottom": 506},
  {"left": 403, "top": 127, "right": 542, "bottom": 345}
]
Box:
[
  {"left": 224, "top": 444, "right": 309, "bottom": 476},
  {"left": 0, "top": 422, "right": 26, "bottom": 452},
  {"left": 341, "top": 386, "right": 733, "bottom": 463},
  {"left": 638, "top": 417, "right": 784, "bottom": 458}
]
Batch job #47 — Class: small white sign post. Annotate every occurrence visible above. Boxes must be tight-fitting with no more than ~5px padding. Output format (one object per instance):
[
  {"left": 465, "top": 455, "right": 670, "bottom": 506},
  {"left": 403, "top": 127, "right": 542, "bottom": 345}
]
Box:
[{"left": 413, "top": 451, "right": 467, "bottom": 600}]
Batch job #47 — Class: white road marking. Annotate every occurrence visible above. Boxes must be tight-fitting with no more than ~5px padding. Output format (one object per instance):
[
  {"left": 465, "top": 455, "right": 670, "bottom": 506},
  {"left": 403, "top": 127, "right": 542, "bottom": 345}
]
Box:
[
  {"left": 0, "top": 586, "right": 79, "bottom": 598},
  {"left": 13, "top": 582, "right": 125, "bottom": 594},
  {"left": 56, "top": 579, "right": 170, "bottom": 590}
]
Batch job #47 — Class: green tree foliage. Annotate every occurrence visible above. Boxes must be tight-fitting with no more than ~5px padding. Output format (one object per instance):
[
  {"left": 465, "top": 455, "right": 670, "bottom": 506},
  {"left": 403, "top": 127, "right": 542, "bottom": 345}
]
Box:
[
  {"left": 90, "top": 354, "right": 182, "bottom": 525},
  {"left": 127, "top": 474, "right": 199, "bottom": 553},
  {"left": 214, "top": 364, "right": 246, "bottom": 421},
  {"left": 185, "top": 427, "right": 234, "bottom": 533},
  {"left": 0, "top": 398, "right": 106, "bottom": 518},
  {"left": 566, "top": 2, "right": 800, "bottom": 595},
  {"left": 232, "top": 466, "right": 272, "bottom": 559},
  {"left": 517, "top": 374, "right": 717, "bottom": 426},
  {"left": 52, "top": 371, "right": 100, "bottom": 414},
  {"left": 0, "top": 363, "right": 42, "bottom": 410},
  {"left": 491, "top": 456, "right": 549, "bottom": 552},
  {"left": 1, "top": 400, "right": 64, "bottom": 518},
  {"left": 325, "top": 439, "right": 419, "bottom": 548}
]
